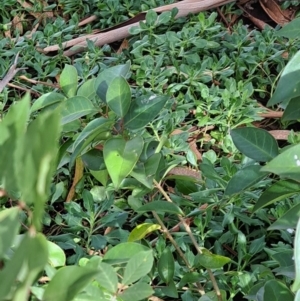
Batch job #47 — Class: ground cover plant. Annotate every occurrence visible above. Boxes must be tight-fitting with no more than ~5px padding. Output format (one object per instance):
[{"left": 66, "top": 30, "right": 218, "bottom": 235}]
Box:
[{"left": 0, "top": 1, "right": 300, "bottom": 301}]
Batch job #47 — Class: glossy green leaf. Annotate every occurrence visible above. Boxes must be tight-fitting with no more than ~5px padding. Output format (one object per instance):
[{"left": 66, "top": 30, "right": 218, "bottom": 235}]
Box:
[
  {"left": 60, "top": 64, "right": 78, "bottom": 98},
  {"left": 77, "top": 78, "right": 97, "bottom": 101},
  {"left": 268, "top": 203, "right": 300, "bottom": 230},
  {"left": 122, "top": 250, "right": 154, "bottom": 285},
  {"left": 128, "top": 223, "right": 161, "bottom": 242},
  {"left": 276, "top": 18, "right": 300, "bottom": 39},
  {"left": 124, "top": 95, "right": 169, "bottom": 130},
  {"left": 137, "top": 201, "right": 184, "bottom": 216},
  {"left": 106, "top": 77, "right": 131, "bottom": 117},
  {"left": 130, "top": 153, "right": 161, "bottom": 188},
  {"left": 254, "top": 180, "right": 300, "bottom": 212},
  {"left": 282, "top": 96, "right": 300, "bottom": 121},
  {"left": 158, "top": 248, "right": 175, "bottom": 284},
  {"left": 103, "top": 242, "right": 149, "bottom": 263},
  {"left": 95, "top": 62, "right": 131, "bottom": 102},
  {"left": 231, "top": 128, "right": 279, "bottom": 162},
  {"left": 119, "top": 282, "right": 154, "bottom": 301},
  {"left": 43, "top": 266, "right": 99, "bottom": 301},
  {"left": 160, "top": 280, "right": 178, "bottom": 298},
  {"left": 72, "top": 117, "right": 112, "bottom": 153},
  {"left": 261, "top": 144, "right": 300, "bottom": 181},
  {"left": 30, "top": 92, "right": 66, "bottom": 113},
  {"left": 61, "top": 96, "right": 96, "bottom": 125},
  {"left": 292, "top": 218, "right": 300, "bottom": 292},
  {"left": 103, "top": 137, "right": 143, "bottom": 189},
  {"left": 0, "top": 207, "right": 20, "bottom": 259},
  {"left": 225, "top": 165, "right": 268, "bottom": 196},
  {"left": 94, "top": 262, "right": 118, "bottom": 294},
  {"left": 268, "top": 50, "right": 300, "bottom": 107},
  {"left": 195, "top": 248, "right": 231, "bottom": 269},
  {"left": 47, "top": 240, "right": 66, "bottom": 267},
  {"left": 263, "top": 279, "right": 294, "bottom": 301}
]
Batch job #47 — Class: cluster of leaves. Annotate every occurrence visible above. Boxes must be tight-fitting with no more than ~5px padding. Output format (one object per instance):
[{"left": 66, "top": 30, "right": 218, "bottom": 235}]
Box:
[{"left": 1, "top": 1, "right": 300, "bottom": 301}]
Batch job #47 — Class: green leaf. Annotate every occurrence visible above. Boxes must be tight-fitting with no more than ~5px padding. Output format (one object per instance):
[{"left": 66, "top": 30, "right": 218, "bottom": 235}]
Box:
[
  {"left": 128, "top": 223, "right": 161, "bottom": 242},
  {"left": 0, "top": 208, "right": 20, "bottom": 259},
  {"left": 90, "top": 169, "right": 109, "bottom": 187},
  {"left": 61, "top": 96, "right": 96, "bottom": 125},
  {"left": 103, "top": 137, "right": 143, "bottom": 189},
  {"left": 30, "top": 92, "right": 66, "bottom": 113},
  {"left": 268, "top": 203, "right": 300, "bottom": 230},
  {"left": 77, "top": 78, "right": 97, "bottom": 101},
  {"left": 95, "top": 62, "right": 131, "bottom": 102},
  {"left": 72, "top": 117, "right": 112, "bottom": 154},
  {"left": 130, "top": 153, "right": 162, "bottom": 189},
  {"left": 137, "top": 201, "right": 184, "bottom": 216},
  {"left": 268, "top": 50, "right": 300, "bottom": 107},
  {"left": 0, "top": 94, "right": 30, "bottom": 198},
  {"left": 20, "top": 109, "right": 61, "bottom": 230},
  {"left": 103, "top": 242, "right": 149, "bottom": 263},
  {"left": 94, "top": 262, "right": 118, "bottom": 294},
  {"left": 124, "top": 95, "right": 169, "bottom": 130},
  {"left": 282, "top": 96, "right": 300, "bottom": 121},
  {"left": 231, "top": 128, "right": 279, "bottom": 162},
  {"left": 119, "top": 282, "right": 154, "bottom": 301},
  {"left": 195, "top": 248, "right": 231, "bottom": 269},
  {"left": 106, "top": 77, "right": 131, "bottom": 117},
  {"left": 47, "top": 240, "right": 66, "bottom": 267},
  {"left": 0, "top": 233, "right": 48, "bottom": 301},
  {"left": 292, "top": 218, "right": 300, "bottom": 292},
  {"left": 225, "top": 165, "right": 268, "bottom": 196},
  {"left": 276, "top": 18, "right": 300, "bottom": 39},
  {"left": 43, "top": 266, "right": 99, "bottom": 301},
  {"left": 122, "top": 250, "right": 154, "bottom": 285},
  {"left": 261, "top": 144, "right": 300, "bottom": 181},
  {"left": 60, "top": 64, "right": 78, "bottom": 98},
  {"left": 263, "top": 279, "right": 294, "bottom": 301},
  {"left": 158, "top": 248, "right": 175, "bottom": 284},
  {"left": 254, "top": 180, "right": 300, "bottom": 212},
  {"left": 145, "top": 10, "right": 157, "bottom": 26}
]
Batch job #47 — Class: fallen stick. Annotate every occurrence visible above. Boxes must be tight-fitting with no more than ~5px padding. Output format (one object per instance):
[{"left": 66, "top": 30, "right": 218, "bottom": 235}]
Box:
[{"left": 42, "top": 0, "right": 235, "bottom": 56}]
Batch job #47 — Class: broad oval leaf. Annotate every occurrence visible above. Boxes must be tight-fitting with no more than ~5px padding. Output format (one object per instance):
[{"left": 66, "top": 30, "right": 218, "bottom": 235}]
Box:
[
  {"left": 95, "top": 62, "right": 131, "bottom": 102},
  {"left": 103, "top": 242, "right": 149, "bottom": 263},
  {"left": 267, "top": 50, "right": 300, "bottom": 107},
  {"left": 136, "top": 201, "right": 184, "bottom": 216},
  {"left": 268, "top": 203, "right": 300, "bottom": 230},
  {"left": 195, "top": 248, "right": 231, "bottom": 269},
  {"left": 231, "top": 128, "right": 279, "bottom": 162},
  {"left": 128, "top": 223, "right": 161, "bottom": 242},
  {"left": 261, "top": 143, "right": 300, "bottom": 181},
  {"left": 31, "top": 92, "right": 66, "bottom": 113},
  {"left": 158, "top": 247, "right": 175, "bottom": 284},
  {"left": 106, "top": 77, "right": 131, "bottom": 117},
  {"left": 225, "top": 165, "right": 268, "bottom": 196},
  {"left": 122, "top": 250, "right": 154, "bottom": 285},
  {"left": 77, "top": 78, "right": 97, "bottom": 101},
  {"left": 119, "top": 282, "right": 154, "bottom": 301},
  {"left": 94, "top": 262, "right": 118, "bottom": 294},
  {"left": 276, "top": 18, "right": 300, "bottom": 39},
  {"left": 282, "top": 96, "right": 300, "bottom": 121},
  {"left": 42, "top": 266, "right": 99, "bottom": 301},
  {"left": 61, "top": 96, "right": 96, "bottom": 125},
  {"left": 124, "top": 95, "right": 169, "bottom": 130},
  {"left": 254, "top": 180, "right": 300, "bottom": 212},
  {"left": 47, "top": 240, "right": 66, "bottom": 267},
  {"left": 103, "top": 137, "right": 143, "bottom": 189},
  {"left": 60, "top": 64, "right": 78, "bottom": 98},
  {"left": 263, "top": 279, "right": 294, "bottom": 301}
]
